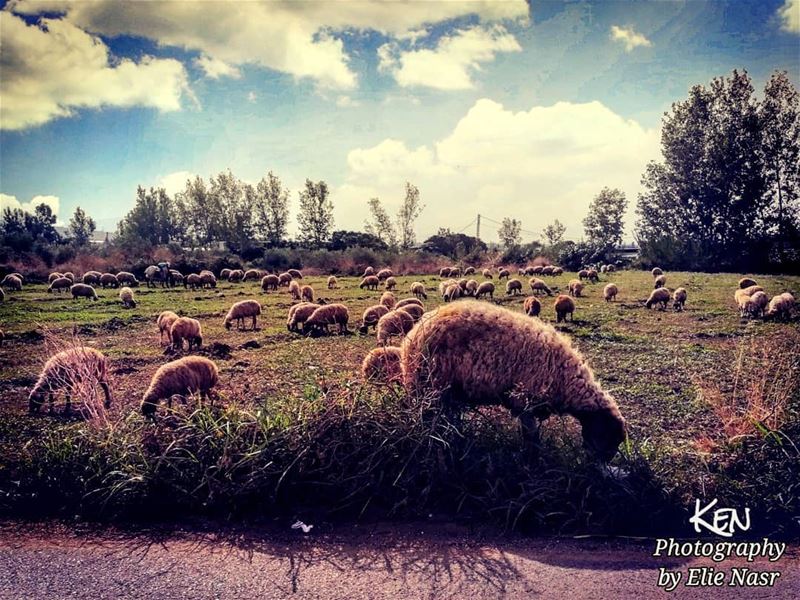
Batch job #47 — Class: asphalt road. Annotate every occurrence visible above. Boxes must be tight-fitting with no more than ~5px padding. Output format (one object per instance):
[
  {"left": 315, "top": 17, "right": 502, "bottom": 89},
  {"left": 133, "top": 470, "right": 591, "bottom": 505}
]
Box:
[{"left": 0, "top": 521, "right": 797, "bottom": 599}]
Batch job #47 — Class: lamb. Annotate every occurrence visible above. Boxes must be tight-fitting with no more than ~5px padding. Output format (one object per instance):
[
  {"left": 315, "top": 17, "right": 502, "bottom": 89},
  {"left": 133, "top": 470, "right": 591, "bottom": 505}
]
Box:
[
  {"left": 289, "top": 280, "right": 302, "bottom": 300},
  {"left": 645, "top": 287, "right": 671, "bottom": 310},
  {"left": 603, "top": 283, "right": 618, "bottom": 302},
  {"left": 170, "top": 317, "right": 203, "bottom": 350},
  {"left": 651, "top": 267, "right": 663, "bottom": 277},
  {"left": 327, "top": 275, "right": 338, "bottom": 290},
  {"left": 464, "top": 279, "right": 479, "bottom": 296},
  {"left": 228, "top": 269, "right": 245, "bottom": 283},
  {"left": 2, "top": 275, "right": 22, "bottom": 291},
  {"left": 82, "top": 271, "right": 101, "bottom": 285},
  {"left": 380, "top": 291, "right": 397, "bottom": 309},
  {"left": 506, "top": 279, "right": 523, "bottom": 296},
  {"left": 223, "top": 299, "right": 262, "bottom": 330},
  {"left": 301, "top": 285, "right": 315, "bottom": 303},
  {"left": 360, "top": 275, "right": 380, "bottom": 290},
  {"left": 439, "top": 267, "right": 452, "bottom": 278},
  {"left": 70, "top": 283, "right": 98, "bottom": 301},
  {"left": 749, "top": 291, "right": 769, "bottom": 317},
  {"left": 397, "top": 303, "right": 424, "bottom": 322},
  {"left": 443, "top": 283, "right": 463, "bottom": 302},
  {"left": 377, "top": 268, "right": 393, "bottom": 281},
  {"left": 157, "top": 310, "right": 180, "bottom": 345},
  {"left": 360, "top": 304, "right": 390, "bottom": 333},
  {"left": 524, "top": 296, "right": 541, "bottom": 317},
  {"left": 377, "top": 310, "right": 414, "bottom": 344},
  {"left": 361, "top": 346, "right": 402, "bottom": 383},
  {"left": 243, "top": 269, "right": 261, "bottom": 282},
  {"left": 482, "top": 268, "right": 493, "bottom": 279},
  {"left": 287, "top": 302, "right": 319, "bottom": 333},
  {"left": 578, "top": 269, "right": 590, "bottom": 280},
  {"left": 200, "top": 272, "right": 217, "bottom": 288},
  {"left": 278, "top": 272, "right": 292, "bottom": 286},
  {"left": 654, "top": 274, "right": 667, "bottom": 289},
  {"left": 261, "top": 274, "right": 279, "bottom": 292},
  {"left": 116, "top": 272, "right": 139, "bottom": 287},
  {"left": 476, "top": 281, "right": 495, "bottom": 299},
  {"left": 587, "top": 269, "right": 599, "bottom": 283},
  {"left": 410, "top": 282, "right": 428, "bottom": 299},
  {"left": 186, "top": 274, "right": 202, "bottom": 289},
  {"left": 220, "top": 268, "right": 232, "bottom": 280},
  {"left": 396, "top": 298, "right": 423, "bottom": 309},
  {"left": 385, "top": 276, "right": 397, "bottom": 291},
  {"left": 498, "top": 268, "right": 510, "bottom": 279},
  {"left": 48, "top": 277, "right": 72, "bottom": 294},
  {"left": 363, "top": 266, "right": 375, "bottom": 277},
  {"left": 400, "top": 302, "right": 626, "bottom": 461},
  {"left": 464, "top": 266, "right": 476, "bottom": 275},
  {"left": 119, "top": 286, "right": 137, "bottom": 308},
  {"left": 99, "top": 273, "right": 118, "bottom": 288},
  {"left": 141, "top": 356, "right": 219, "bottom": 417},
  {"left": 765, "top": 293, "right": 795, "bottom": 321},
  {"left": 288, "top": 269, "right": 303, "bottom": 279},
  {"left": 48, "top": 272, "right": 63, "bottom": 284},
  {"left": 672, "top": 287, "right": 687, "bottom": 311},
  {"left": 738, "top": 277, "right": 757, "bottom": 289},
  {"left": 28, "top": 347, "right": 112, "bottom": 414},
  {"left": 554, "top": 294, "right": 575, "bottom": 322},
  {"left": 529, "top": 278, "right": 552, "bottom": 296},
  {"left": 304, "top": 303, "right": 350, "bottom": 335},
  {"left": 568, "top": 279, "right": 584, "bottom": 297}
]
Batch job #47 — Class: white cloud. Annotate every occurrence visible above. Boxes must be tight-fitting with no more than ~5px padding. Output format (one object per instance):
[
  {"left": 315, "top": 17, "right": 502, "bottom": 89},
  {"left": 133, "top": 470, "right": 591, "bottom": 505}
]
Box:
[
  {"left": 335, "top": 95, "right": 360, "bottom": 108},
  {"left": 335, "top": 99, "right": 660, "bottom": 241},
  {"left": 379, "top": 25, "right": 521, "bottom": 90},
  {"left": 157, "top": 171, "right": 195, "bottom": 196},
  {"left": 0, "top": 193, "right": 60, "bottom": 218},
  {"left": 610, "top": 25, "right": 653, "bottom": 52},
  {"left": 247, "top": 91, "right": 258, "bottom": 103},
  {"left": 0, "top": 13, "right": 188, "bottom": 130},
  {"left": 194, "top": 55, "right": 241, "bottom": 79},
  {"left": 778, "top": 0, "right": 799, "bottom": 33}
]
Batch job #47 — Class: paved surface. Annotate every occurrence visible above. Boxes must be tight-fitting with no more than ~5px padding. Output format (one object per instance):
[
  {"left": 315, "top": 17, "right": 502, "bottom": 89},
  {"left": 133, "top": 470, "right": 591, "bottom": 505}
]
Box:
[{"left": 0, "top": 521, "right": 797, "bottom": 599}]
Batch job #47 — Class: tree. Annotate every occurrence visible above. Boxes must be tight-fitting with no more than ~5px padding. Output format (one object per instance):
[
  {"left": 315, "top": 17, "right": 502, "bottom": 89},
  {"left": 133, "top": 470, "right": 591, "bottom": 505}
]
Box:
[
  {"left": 498, "top": 217, "right": 522, "bottom": 249},
  {"left": 117, "top": 186, "right": 182, "bottom": 247},
  {"left": 583, "top": 187, "right": 627, "bottom": 251},
  {"left": 396, "top": 182, "right": 423, "bottom": 249},
  {"left": 297, "top": 179, "right": 334, "bottom": 246},
  {"left": 329, "top": 230, "right": 387, "bottom": 251},
  {"left": 422, "top": 230, "right": 486, "bottom": 259},
  {"left": 542, "top": 219, "right": 566, "bottom": 246},
  {"left": 69, "top": 206, "right": 96, "bottom": 246},
  {"left": 253, "top": 171, "right": 290, "bottom": 245},
  {"left": 365, "top": 197, "right": 397, "bottom": 248}
]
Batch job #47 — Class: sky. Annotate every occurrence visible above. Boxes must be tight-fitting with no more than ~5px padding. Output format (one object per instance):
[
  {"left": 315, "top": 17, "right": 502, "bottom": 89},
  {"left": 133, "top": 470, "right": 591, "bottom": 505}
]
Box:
[{"left": 1, "top": 0, "right": 798, "bottom": 244}]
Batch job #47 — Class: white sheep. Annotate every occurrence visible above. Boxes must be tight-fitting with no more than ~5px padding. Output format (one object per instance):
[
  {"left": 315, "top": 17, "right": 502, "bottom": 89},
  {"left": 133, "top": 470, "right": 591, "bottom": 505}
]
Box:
[
  {"left": 171, "top": 317, "right": 203, "bottom": 350},
  {"left": 141, "top": 356, "right": 219, "bottom": 417},
  {"left": 29, "top": 347, "right": 112, "bottom": 414},
  {"left": 119, "top": 286, "right": 137, "bottom": 308},
  {"left": 223, "top": 299, "right": 262, "bottom": 330}
]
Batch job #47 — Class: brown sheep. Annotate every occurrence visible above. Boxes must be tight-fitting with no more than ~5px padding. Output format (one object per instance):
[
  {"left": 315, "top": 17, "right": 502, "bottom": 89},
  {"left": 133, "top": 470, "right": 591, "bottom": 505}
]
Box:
[
  {"left": 532, "top": 266, "right": 544, "bottom": 275},
  {"left": 243, "top": 269, "right": 261, "bottom": 282},
  {"left": 223, "top": 299, "right": 262, "bottom": 330},
  {"left": 476, "top": 281, "right": 495, "bottom": 299},
  {"left": 360, "top": 304, "right": 390, "bottom": 333},
  {"left": 380, "top": 291, "right": 396, "bottom": 309},
  {"left": 48, "top": 272, "right": 63, "bottom": 284},
  {"left": 377, "top": 268, "right": 393, "bottom": 281},
  {"left": 672, "top": 287, "right": 687, "bottom": 311},
  {"left": 410, "top": 282, "right": 427, "bottom": 299},
  {"left": 362, "top": 346, "right": 402, "bottom": 383},
  {"left": 603, "top": 283, "right": 618, "bottom": 302},
  {"left": 141, "top": 356, "right": 219, "bottom": 417},
  {"left": 70, "top": 283, "right": 98, "bottom": 301},
  {"left": 438, "top": 279, "right": 458, "bottom": 297},
  {"left": 200, "top": 272, "right": 217, "bottom": 288},
  {"left": 29, "top": 347, "right": 112, "bottom": 414},
  {"left": 301, "top": 285, "right": 315, "bottom": 303},
  {"left": 654, "top": 274, "right": 667, "bottom": 289},
  {"left": 482, "top": 268, "right": 493, "bottom": 279},
  {"left": 740, "top": 285, "right": 764, "bottom": 297},
  {"left": 116, "top": 272, "right": 139, "bottom": 287},
  {"left": 327, "top": 275, "right": 338, "bottom": 289},
  {"left": 651, "top": 267, "right": 663, "bottom": 277},
  {"left": 449, "top": 267, "right": 461, "bottom": 278},
  {"left": 396, "top": 298, "right": 424, "bottom": 309},
  {"left": 360, "top": 275, "right": 380, "bottom": 290},
  {"left": 82, "top": 271, "right": 101, "bottom": 285},
  {"left": 604, "top": 265, "right": 615, "bottom": 273},
  {"left": 62, "top": 272, "right": 75, "bottom": 282},
  {"left": 288, "top": 269, "right": 303, "bottom": 279},
  {"left": 541, "top": 266, "right": 555, "bottom": 276},
  {"left": 554, "top": 294, "right": 575, "bottom": 323},
  {"left": 578, "top": 269, "right": 590, "bottom": 280},
  {"left": 529, "top": 278, "right": 552, "bottom": 296},
  {"left": 765, "top": 293, "right": 795, "bottom": 321},
  {"left": 464, "top": 266, "right": 476, "bottom": 275},
  {"left": 48, "top": 277, "right": 72, "bottom": 294},
  {"left": 400, "top": 302, "right": 626, "bottom": 461},
  {"left": 287, "top": 302, "right": 318, "bottom": 333},
  {"left": 645, "top": 288, "right": 671, "bottom": 310},
  {"left": 376, "top": 310, "right": 413, "bottom": 344},
  {"left": 157, "top": 310, "right": 179, "bottom": 345},
  {"left": 186, "top": 273, "right": 202, "bottom": 289},
  {"left": 439, "top": 267, "right": 452, "bottom": 278},
  {"left": 464, "top": 279, "right": 479, "bottom": 296},
  {"left": 2, "top": 275, "right": 22, "bottom": 291},
  {"left": 363, "top": 266, "right": 375, "bottom": 277},
  {"left": 505, "top": 279, "right": 523, "bottom": 296},
  {"left": 278, "top": 272, "right": 292, "bottom": 286},
  {"left": 498, "top": 268, "right": 510, "bottom": 279},
  {"left": 443, "top": 283, "right": 463, "bottom": 302},
  {"left": 289, "top": 280, "right": 302, "bottom": 300},
  {"left": 304, "top": 303, "right": 350, "bottom": 335},
  {"left": 171, "top": 317, "right": 203, "bottom": 350},
  {"left": 397, "top": 303, "right": 424, "bottom": 322},
  {"left": 385, "top": 276, "right": 397, "bottom": 291},
  {"left": 524, "top": 295, "right": 541, "bottom": 317},
  {"left": 587, "top": 269, "right": 599, "bottom": 283},
  {"left": 738, "top": 277, "right": 757, "bottom": 289},
  {"left": 228, "top": 269, "right": 245, "bottom": 283},
  {"left": 261, "top": 274, "right": 279, "bottom": 292},
  {"left": 749, "top": 291, "right": 769, "bottom": 317},
  {"left": 220, "top": 268, "right": 232, "bottom": 280},
  {"left": 568, "top": 279, "right": 584, "bottom": 298},
  {"left": 99, "top": 273, "right": 118, "bottom": 288},
  {"left": 119, "top": 286, "right": 137, "bottom": 308}
]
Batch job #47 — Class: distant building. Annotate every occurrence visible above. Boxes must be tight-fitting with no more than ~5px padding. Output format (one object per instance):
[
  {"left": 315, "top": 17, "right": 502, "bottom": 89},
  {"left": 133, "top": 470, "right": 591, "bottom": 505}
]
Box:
[
  {"left": 614, "top": 242, "right": 640, "bottom": 260},
  {"left": 54, "top": 226, "right": 116, "bottom": 245}
]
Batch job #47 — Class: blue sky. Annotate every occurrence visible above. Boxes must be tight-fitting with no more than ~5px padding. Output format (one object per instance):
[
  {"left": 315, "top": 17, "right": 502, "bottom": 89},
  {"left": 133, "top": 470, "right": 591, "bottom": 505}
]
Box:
[{"left": 1, "top": 0, "right": 798, "bottom": 241}]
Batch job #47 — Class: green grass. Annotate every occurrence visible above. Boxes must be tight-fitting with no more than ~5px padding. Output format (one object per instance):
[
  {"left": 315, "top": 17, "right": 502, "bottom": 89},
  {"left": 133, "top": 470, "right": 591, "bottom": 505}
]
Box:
[{"left": 0, "top": 269, "right": 798, "bottom": 536}]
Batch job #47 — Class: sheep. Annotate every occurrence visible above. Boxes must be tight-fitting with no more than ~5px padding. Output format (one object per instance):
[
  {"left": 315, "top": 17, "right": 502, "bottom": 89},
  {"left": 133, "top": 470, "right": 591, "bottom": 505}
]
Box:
[
  {"left": 765, "top": 293, "right": 795, "bottom": 321},
  {"left": 200, "top": 270, "right": 214, "bottom": 277},
  {"left": 482, "top": 268, "right": 493, "bottom": 279},
  {"left": 736, "top": 290, "right": 759, "bottom": 318},
  {"left": 360, "top": 304, "right": 390, "bottom": 333},
  {"left": 524, "top": 266, "right": 536, "bottom": 276},
  {"left": 228, "top": 269, "right": 245, "bottom": 283},
  {"left": 651, "top": 267, "right": 663, "bottom": 277},
  {"left": 749, "top": 291, "right": 769, "bottom": 317},
  {"left": 524, "top": 296, "right": 541, "bottom": 317},
  {"left": 261, "top": 274, "right": 279, "bottom": 292},
  {"left": 396, "top": 298, "right": 424, "bottom": 309},
  {"left": 578, "top": 269, "right": 590, "bottom": 280},
  {"left": 327, "top": 275, "right": 338, "bottom": 290},
  {"left": 360, "top": 275, "right": 380, "bottom": 290},
  {"left": 70, "top": 283, "right": 98, "bottom": 301},
  {"left": 288, "top": 269, "right": 303, "bottom": 279},
  {"left": 531, "top": 266, "right": 544, "bottom": 275},
  {"left": 377, "top": 310, "right": 414, "bottom": 344},
  {"left": 377, "top": 268, "right": 393, "bottom": 281},
  {"left": 170, "top": 317, "right": 203, "bottom": 350},
  {"left": 505, "top": 279, "right": 523, "bottom": 296},
  {"left": 301, "top": 284, "right": 315, "bottom": 303},
  {"left": 605, "top": 264, "right": 615, "bottom": 273},
  {"left": 464, "top": 266, "right": 476, "bottom": 276},
  {"left": 2, "top": 275, "right": 22, "bottom": 291},
  {"left": 443, "top": 283, "right": 463, "bottom": 302},
  {"left": 119, "top": 286, "right": 137, "bottom": 308},
  {"left": 157, "top": 310, "right": 179, "bottom": 345},
  {"left": 289, "top": 280, "right": 302, "bottom": 300},
  {"left": 116, "top": 271, "right": 139, "bottom": 287},
  {"left": 48, "top": 272, "right": 63, "bottom": 284},
  {"left": 529, "top": 278, "right": 552, "bottom": 296},
  {"left": 439, "top": 267, "right": 452, "bottom": 278},
  {"left": 476, "top": 281, "right": 495, "bottom": 300},
  {"left": 141, "top": 356, "right": 219, "bottom": 417},
  {"left": 186, "top": 273, "right": 202, "bottom": 289},
  {"left": 672, "top": 287, "right": 687, "bottom": 311},
  {"left": 740, "top": 285, "right": 764, "bottom": 297},
  {"left": 278, "top": 272, "right": 292, "bottom": 286},
  {"left": 603, "top": 283, "right": 618, "bottom": 302},
  {"left": 361, "top": 346, "right": 402, "bottom": 383},
  {"left": 48, "top": 277, "right": 72, "bottom": 294},
  {"left": 397, "top": 303, "right": 424, "bottom": 322},
  {"left": 243, "top": 269, "right": 261, "bottom": 282},
  {"left": 380, "top": 291, "right": 396, "bottom": 309},
  {"left": 654, "top": 274, "right": 667, "bottom": 289},
  {"left": 587, "top": 269, "right": 599, "bottom": 283},
  {"left": 400, "top": 302, "right": 626, "bottom": 461},
  {"left": 385, "top": 276, "right": 397, "bottom": 291},
  {"left": 304, "top": 303, "right": 350, "bottom": 335},
  {"left": 738, "top": 278, "right": 757, "bottom": 289},
  {"left": 554, "top": 294, "right": 575, "bottom": 322},
  {"left": 568, "top": 279, "right": 584, "bottom": 298},
  {"left": 62, "top": 272, "right": 75, "bottom": 282},
  {"left": 99, "top": 273, "right": 118, "bottom": 288},
  {"left": 600, "top": 265, "right": 607, "bottom": 273},
  {"left": 363, "top": 266, "right": 375, "bottom": 277},
  {"left": 438, "top": 279, "right": 458, "bottom": 297},
  {"left": 449, "top": 267, "right": 461, "bottom": 278},
  {"left": 220, "top": 268, "right": 232, "bottom": 280},
  {"left": 144, "top": 265, "right": 162, "bottom": 287},
  {"left": 200, "top": 272, "right": 217, "bottom": 289},
  {"left": 169, "top": 270, "right": 184, "bottom": 286},
  {"left": 410, "top": 282, "right": 427, "bottom": 299},
  {"left": 287, "top": 302, "right": 319, "bottom": 333},
  {"left": 82, "top": 271, "right": 101, "bottom": 285},
  {"left": 542, "top": 266, "right": 555, "bottom": 276},
  {"left": 223, "top": 299, "right": 262, "bottom": 330},
  {"left": 28, "top": 347, "right": 112, "bottom": 414},
  {"left": 645, "top": 287, "right": 671, "bottom": 310},
  {"left": 457, "top": 278, "right": 469, "bottom": 291},
  {"left": 498, "top": 268, "right": 510, "bottom": 280},
  {"left": 464, "top": 279, "right": 479, "bottom": 296}
]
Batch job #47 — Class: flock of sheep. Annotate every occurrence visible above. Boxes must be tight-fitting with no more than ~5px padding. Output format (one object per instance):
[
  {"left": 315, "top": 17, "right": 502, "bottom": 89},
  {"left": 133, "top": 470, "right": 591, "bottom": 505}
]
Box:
[{"left": 0, "top": 262, "right": 796, "bottom": 463}]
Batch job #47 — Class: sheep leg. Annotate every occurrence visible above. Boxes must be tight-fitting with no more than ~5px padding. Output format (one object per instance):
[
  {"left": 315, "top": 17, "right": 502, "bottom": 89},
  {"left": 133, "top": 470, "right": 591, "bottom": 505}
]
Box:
[
  {"left": 64, "top": 394, "right": 71, "bottom": 415},
  {"left": 518, "top": 412, "right": 541, "bottom": 458},
  {"left": 100, "top": 381, "right": 112, "bottom": 409}
]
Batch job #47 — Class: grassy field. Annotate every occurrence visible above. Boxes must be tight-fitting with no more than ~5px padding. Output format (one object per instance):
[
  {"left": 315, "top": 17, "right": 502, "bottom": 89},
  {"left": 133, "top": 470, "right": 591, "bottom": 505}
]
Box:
[{"left": 0, "top": 269, "right": 798, "bottom": 537}]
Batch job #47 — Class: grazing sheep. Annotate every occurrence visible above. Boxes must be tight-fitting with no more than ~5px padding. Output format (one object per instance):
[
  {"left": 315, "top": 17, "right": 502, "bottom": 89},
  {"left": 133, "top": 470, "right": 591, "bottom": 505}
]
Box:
[
  {"left": 360, "top": 275, "right": 380, "bottom": 290},
  {"left": 749, "top": 291, "right": 769, "bottom": 317},
  {"left": 543, "top": 266, "right": 557, "bottom": 276},
  {"left": 554, "top": 294, "right": 575, "bottom": 322},
  {"left": 738, "top": 277, "right": 757, "bottom": 289},
  {"left": 529, "top": 278, "right": 552, "bottom": 296},
  {"left": 119, "top": 286, "right": 137, "bottom": 308},
  {"left": 228, "top": 269, "right": 245, "bottom": 283},
  {"left": 82, "top": 271, "right": 101, "bottom": 285},
  {"left": 385, "top": 276, "right": 397, "bottom": 291},
  {"left": 327, "top": 275, "right": 338, "bottom": 289},
  {"left": 654, "top": 274, "right": 667, "bottom": 289},
  {"left": 587, "top": 269, "right": 599, "bottom": 283},
  {"left": 672, "top": 287, "right": 687, "bottom": 311},
  {"left": 169, "top": 270, "right": 184, "bottom": 286},
  {"left": 141, "top": 356, "right": 219, "bottom": 417},
  {"left": 289, "top": 280, "right": 302, "bottom": 300},
  {"left": 220, "top": 268, "right": 232, "bottom": 280},
  {"left": 605, "top": 264, "right": 615, "bottom": 273},
  {"left": 600, "top": 265, "right": 607, "bottom": 273},
  {"left": 457, "top": 278, "right": 469, "bottom": 291},
  {"left": 645, "top": 287, "right": 671, "bottom": 310},
  {"left": 301, "top": 285, "right": 315, "bottom": 303},
  {"left": 70, "top": 283, "right": 98, "bottom": 301},
  {"left": 304, "top": 303, "right": 350, "bottom": 335},
  {"left": 765, "top": 293, "right": 795, "bottom": 321},
  {"left": 482, "top": 268, "right": 493, "bottom": 279},
  {"left": 28, "top": 347, "right": 112, "bottom": 414},
  {"left": 578, "top": 269, "right": 590, "bottom": 280},
  {"left": 99, "top": 273, "right": 118, "bottom": 288},
  {"left": 464, "top": 279, "right": 479, "bottom": 296},
  {"left": 243, "top": 269, "right": 261, "bottom": 282},
  {"left": 261, "top": 274, "right": 279, "bottom": 292},
  {"left": 171, "top": 317, "right": 203, "bottom": 350},
  {"left": 48, "top": 277, "right": 72, "bottom": 294},
  {"left": 200, "top": 272, "right": 217, "bottom": 289},
  {"left": 48, "top": 272, "right": 63, "bottom": 284},
  {"left": 288, "top": 269, "right": 303, "bottom": 279},
  {"left": 498, "top": 268, "right": 510, "bottom": 280},
  {"left": 62, "top": 272, "right": 75, "bottom": 283},
  {"left": 380, "top": 291, "right": 397, "bottom": 309},
  {"left": 524, "top": 296, "right": 541, "bottom": 317},
  {"left": 287, "top": 302, "right": 318, "bottom": 333},
  {"left": 400, "top": 302, "right": 626, "bottom": 461},
  {"left": 464, "top": 266, "right": 476, "bottom": 275},
  {"left": 362, "top": 346, "right": 403, "bottom": 383},
  {"left": 396, "top": 298, "right": 424, "bottom": 309},
  {"left": 397, "top": 303, "right": 424, "bottom": 322},
  {"left": 410, "top": 282, "right": 427, "bottom": 299},
  {"left": 157, "top": 311, "right": 180, "bottom": 345},
  {"left": 186, "top": 273, "right": 202, "bottom": 289},
  {"left": 568, "top": 279, "right": 584, "bottom": 298},
  {"left": 439, "top": 267, "right": 452, "bottom": 278},
  {"left": 278, "top": 272, "right": 292, "bottom": 286},
  {"left": 651, "top": 267, "right": 663, "bottom": 277},
  {"left": 506, "top": 279, "right": 523, "bottom": 296},
  {"left": 523, "top": 266, "right": 535, "bottom": 276},
  {"left": 144, "top": 265, "right": 162, "bottom": 287},
  {"left": 377, "top": 268, "right": 393, "bottom": 281},
  {"left": 449, "top": 267, "right": 461, "bottom": 278},
  {"left": 740, "top": 285, "right": 764, "bottom": 297},
  {"left": 377, "top": 310, "right": 414, "bottom": 344},
  {"left": 438, "top": 279, "right": 458, "bottom": 297},
  {"left": 476, "top": 281, "right": 495, "bottom": 300},
  {"left": 223, "top": 299, "right": 262, "bottom": 330},
  {"left": 116, "top": 271, "right": 139, "bottom": 287},
  {"left": 443, "top": 283, "right": 463, "bottom": 302},
  {"left": 2, "top": 275, "right": 22, "bottom": 291},
  {"left": 363, "top": 266, "right": 375, "bottom": 277},
  {"left": 360, "top": 304, "right": 390, "bottom": 333},
  {"left": 603, "top": 283, "right": 618, "bottom": 302}
]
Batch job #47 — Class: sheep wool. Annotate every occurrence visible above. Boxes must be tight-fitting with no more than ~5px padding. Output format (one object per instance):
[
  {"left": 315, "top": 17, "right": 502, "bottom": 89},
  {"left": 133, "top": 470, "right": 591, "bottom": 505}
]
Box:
[
  {"left": 278, "top": 273, "right": 292, "bottom": 286},
  {"left": 396, "top": 298, "right": 423, "bottom": 309},
  {"left": 410, "top": 282, "right": 427, "bottom": 299},
  {"left": 397, "top": 303, "right": 424, "bottom": 322},
  {"left": 305, "top": 303, "right": 350, "bottom": 335},
  {"left": 578, "top": 269, "right": 590, "bottom": 280},
  {"left": 288, "top": 269, "right": 303, "bottom": 280},
  {"left": 289, "top": 280, "right": 302, "bottom": 300},
  {"left": 243, "top": 269, "right": 260, "bottom": 281},
  {"left": 464, "top": 279, "right": 479, "bottom": 296},
  {"left": 439, "top": 267, "right": 452, "bottom": 278},
  {"left": 220, "top": 268, "right": 232, "bottom": 280},
  {"left": 377, "top": 310, "right": 413, "bottom": 344},
  {"left": 380, "top": 291, "right": 396, "bottom": 309},
  {"left": 554, "top": 294, "right": 575, "bottom": 322},
  {"left": 3, "top": 275, "right": 22, "bottom": 291},
  {"left": 443, "top": 283, "right": 463, "bottom": 302},
  {"left": 48, "top": 272, "right": 63, "bottom": 283},
  {"left": 327, "top": 276, "right": 338, "bottom": 289},
  {"left": 498, "top": 268, "right": 510, "bottom": 280},
  {"left": 361, "top": 346, "right": 402, "bottom": 383},
  {"left": 651, "top": 267, "right": 663, "bottom": 277},
  {"left": 116, "top": 272, "right": 138, "bottom": 286},
  {"left": 738, "top": 278, "right": 757, "bottom": 289},
  {"left": 524, "top": 296, "right": 541, "bottom": 317},
  {"left": 476, "top": 281, "right": 495, "bottom": 299},
  {"left": 654, "top": 274, "right": 667, "bottom": 289},
  {"left": 287, "top": 302, "right": 319, "bottom": 332},
  {"left": 223, "top": 299, "right": 262, "bottom": 330},
  {"left": 603, "top": 283, "right": 618, "bottom": 302},
  {"left": 673, "top": 287, "right": 687, "bottom": 311},
  {"left": 300, "top": 285, "right": 315, "bottom": 303},
  {"left": 529, "top": 278, "right": 552, "bottom": 296},
  {"left": 141, "top": 356, "right": 219, "bottom": 416},
  {"left": 261, "top": 274, "right": 279, "bottom": 292},
  {"left": 82, "top": 271, "right": 101, "bottom": 285},
  {"left": 170, "top": 317, "right": 203, "bottom": 350},
  {"left": 119, "top": 286, "right": 137, "bottom": 308},
  {"left": 228, "top": 269, "right": 244, "bottom": 283},
  {"left": 100, "top": 273, "right": 118, "bottom": 288},
  {"left": 360, "top": 276, "right": 380, "bottom": 290},
  {"left": 765, "top": 293, "right": 795, "bottom": 320},
  {"left": 29, "top": 347, "right": 112, "bottom": 413},
  {"left": 360, "top": 304, "right": 390, "bottom": 332},
  {"left": 645, "top": 287, "right": 671, "bottom": 310},
  {"left": 482, "top": 268, "right": 493, "bottom": 279},
  {"left": 568, "top": 279, "right": 584, "bottom": 298},
  {"left": 70, "top": 283, "right": 98, "bottom": 301},
  {"left": 186, "top": 273, "right": 202, "bottom": 289},
  {"left": 385, "top": 277, "right": 397, "bottom": 291},
  {"left": 364, "top": 266, "right": 375, "bottom": 277},
  {"left": 200, "top": 272, "right": 217, "bottom": 288},
  {"left": 48, "top": 277, "right": 72, "bottom": 293},
  {"left": 506, "top": 279, "right": 523, "bottom": 296},
  {"left": 157, "top": 311, "right": 180, "bottom": 345}
]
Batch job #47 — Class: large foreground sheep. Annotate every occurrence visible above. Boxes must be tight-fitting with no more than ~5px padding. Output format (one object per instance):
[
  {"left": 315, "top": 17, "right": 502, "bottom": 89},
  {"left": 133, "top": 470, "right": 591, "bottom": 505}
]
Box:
[
  {"left": 223, "top": 300, "right": 262, "bottom": 330},
  {"left": 29, "top": 347, "right": 112, "bottom": 414},
  {"left": 141, "top": 356, "right": 219, "bottom": 417},
  {"left": 399, "top": 303, "right": 626, "bottom": 461}
]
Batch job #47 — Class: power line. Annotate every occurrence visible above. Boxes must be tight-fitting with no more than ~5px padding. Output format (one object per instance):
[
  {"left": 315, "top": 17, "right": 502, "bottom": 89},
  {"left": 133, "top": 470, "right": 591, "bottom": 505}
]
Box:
[{"left": 478, "top": 214, "right": 540, "bottom": 238}]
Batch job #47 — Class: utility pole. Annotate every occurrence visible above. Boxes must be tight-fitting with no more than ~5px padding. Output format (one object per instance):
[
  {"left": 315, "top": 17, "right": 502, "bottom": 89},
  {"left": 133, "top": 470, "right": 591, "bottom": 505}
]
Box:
[{"left": 476, "top": 214, "right": 481, "bottom": 240}]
